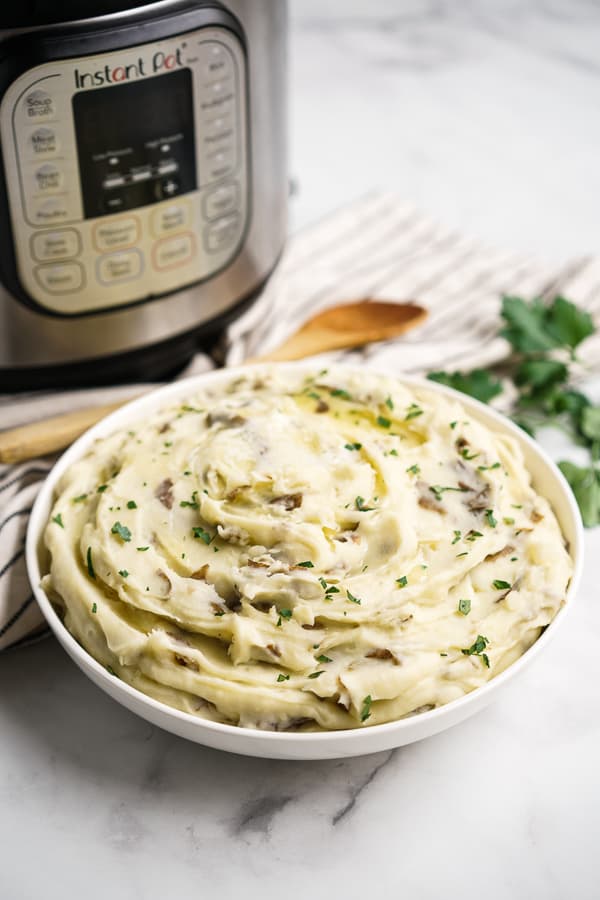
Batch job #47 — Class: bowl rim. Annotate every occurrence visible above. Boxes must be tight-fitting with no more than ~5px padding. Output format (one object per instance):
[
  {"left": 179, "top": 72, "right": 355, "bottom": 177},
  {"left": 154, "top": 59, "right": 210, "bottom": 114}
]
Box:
[{"left": 25, "top": 361, "right": 585, "bottom": 746}]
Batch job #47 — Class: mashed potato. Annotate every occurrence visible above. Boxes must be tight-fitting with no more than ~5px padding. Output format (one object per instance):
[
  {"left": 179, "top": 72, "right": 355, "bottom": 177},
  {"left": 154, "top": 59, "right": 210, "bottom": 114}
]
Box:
[{"left": 43, "top": 367, "right": 572, "bottom": 730}]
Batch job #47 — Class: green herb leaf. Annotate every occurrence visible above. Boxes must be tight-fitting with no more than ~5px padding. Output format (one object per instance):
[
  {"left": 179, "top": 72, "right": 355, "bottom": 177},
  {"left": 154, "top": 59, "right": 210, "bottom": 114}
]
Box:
[
  {"left": 118, "top": 569, "right": 129, "bottom": 578},
  {"left": 297, "top": 560, "right": 314, "bottom": 568},
  {"left": 405, "top": 403, "right": 424, "bottom": 420},
  {"left": 500, "top": 296, "right": 561, "bottom": 353},
  {"left": 330, "top": 388, "right": 352, "bottom": 400},
  {"left": 192, "top": 526, "right": 212, "bottom": 544},
  {"left": 111, "top": 521, "right": 132, "bottom": 542},
  {"left": 316, "top": 654, "right": 333, "bottom": 663},
  {"left": 344, "top": 442, "right": 362, "bottom": 451},
  {"left": 545, "top": 296, "right": 595, "bottom": 350},
  {"left": 126, "top": 500, "right": 137, "bottom": 509},
  {"left": 136, "top": 546, "right": 149, "bottom": 552},
  {"left": 558, "top": 461, "right": 600, "bottom": 527},
  {"left": 385, "top": 396, "right": 394, "bottom": 410},
  {"left": 484, "top": 509, "right": 497, "bottom": 528},
  {"left": 308, "top": 670, "right": 324, "bottom": 679},
  {"left": 355, "top": 495, "right": 375, "bottom": 511},
  {"left": 72, "top": 493, "right": 88, "bottom": 503},
  {"left": 464, "top": 530, "right": 483, "bottom": 542},
  {"left": 428, "top": 369, "right": 502, "bottom": 404},
  {"left": 406, "top": 464, "right": 420, "bottom": 475},
  {"left": 492, "top": 579, "right": 511, "bottom": 590},
  {"left": 461, "top": 634, "right": 489, "bottom": 656},
  {"left": 429, "top": 484, "right": 467, "bottom": 502},
  {"left": 97, "top": 484, "right": 108, "bottom": 493},
  {"left": 346, "top": 589, "right": 362, "bottom": 604},
  {"left": 360, "top": 694, "right": 372, "bottom": 722},
  {"left": 580, "top": 406, "right": 600, "bottom": 444},
  {"left": 51, "top": 513, "right": 64, "bottom": 528},
  {"left": 451, "top": 530, "right": 461, "bottom": 544},
  {"left": 91, "top": 602, "right": 97, "bottom": 614},
  {"left": 458, "top": 598, "right": 471, "bottom": 616},
  {"left": 396, "top": 575, "right": 408, "bottom": 587},
  {"left": 277, "top": 673, "right": 290, "bottom": 682},
  {"left": 86, "top": 547, "right": 95, "bottom": 579},
  {"left": 376, "top": 415, "right": 391, "bottom": 428}
]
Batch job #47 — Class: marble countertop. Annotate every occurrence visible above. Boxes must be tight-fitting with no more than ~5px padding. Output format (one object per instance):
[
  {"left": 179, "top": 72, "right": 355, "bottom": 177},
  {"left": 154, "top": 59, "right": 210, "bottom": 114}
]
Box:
[{"left": 2, "top": 3, "right": 600, "bottom": 897}]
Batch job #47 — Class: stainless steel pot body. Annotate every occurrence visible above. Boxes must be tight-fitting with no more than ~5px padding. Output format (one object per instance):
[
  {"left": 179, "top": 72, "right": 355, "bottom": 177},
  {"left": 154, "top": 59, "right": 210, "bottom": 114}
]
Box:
[{"left": 0, "top": 0, "right": 287, "bottom": 383}]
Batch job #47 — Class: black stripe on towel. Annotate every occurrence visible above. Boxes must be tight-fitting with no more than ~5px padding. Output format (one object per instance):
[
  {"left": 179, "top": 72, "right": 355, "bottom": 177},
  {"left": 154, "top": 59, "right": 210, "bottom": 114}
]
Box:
[
  {"left": 0, "top": 467, "right": 49, "bottom": 494},
  {"left": 0, "top": 546, "right": 24, "bottom": 579},
  {"left": 0, "top": 506, "right": 32, "bottom": 536},
  {"left": 0, "top": 593, "right": 34, "bottom": 639}
]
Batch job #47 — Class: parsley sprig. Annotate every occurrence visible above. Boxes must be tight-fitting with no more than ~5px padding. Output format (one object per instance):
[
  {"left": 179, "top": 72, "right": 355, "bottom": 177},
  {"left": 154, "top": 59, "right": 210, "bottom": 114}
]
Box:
[{"left": 428, "top": 295, "right": 600, "bottom": 526}]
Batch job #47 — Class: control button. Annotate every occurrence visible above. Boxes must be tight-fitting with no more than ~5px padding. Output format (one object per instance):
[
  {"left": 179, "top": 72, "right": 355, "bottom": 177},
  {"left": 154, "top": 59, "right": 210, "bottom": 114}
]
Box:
[
  {"left": 155, "top": 177, "right": 180, "bottom": 200},
  {"left": 34, "top": 163, "right": 63, "bottom": 192},
  {"left": 156, "top": 161, "right": 178, "bottom": 176},
  {"left": 23, "top": 89, "right": 56, "bottom": 120},
  {"left": 204, "top": 214, "right": 240, "bottom": 253},
  {"left": 202, "top": 43, "right": 233, "bottom": 80},
  {"left": 151, "top": 202, "right": 190, "bottom": 237},
  {"left": 202, "top": 113, "right": 234, "bottom": 141},
  {"left": 203, "top": 182, "right": 239, "bottom": 220},
  {"left": 97, "top": 250, "right": 143, "bottom": 284},
  {"left": 130, "top": 167, "right": 152, "bottom": 183},
  {"left": 93, "top": 217, "right": 140, "bottom": 252},
  {"left": 29, "top": 197, "right": 70, "bottom": 225},
  {"left": 35, "top": 262, "right": 84, "bottom": 294},
  {"left": 31, "top": 228, "right": 81, "bottom": 262},
  {"left": 204, "top": 145, "right": 235, "bottom": 182},
  {"left": 103, "top": 174, "right": 126, "bottom": 190},
  {"left": 153, "top": 233, "right": 195, "bottom": 270},
  {"left": 198, "top": 93, "right": 234, "bottom": 117},
  {"left": 103, "top": 192, "right": 126, "bottom": 213},
  {"left": 29, "top": 127, "right": 59, "bottom": 156}
]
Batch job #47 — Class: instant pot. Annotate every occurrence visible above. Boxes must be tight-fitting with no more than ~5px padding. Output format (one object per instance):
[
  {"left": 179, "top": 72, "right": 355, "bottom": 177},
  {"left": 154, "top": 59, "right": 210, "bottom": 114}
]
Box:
[{"left": 0, "top": 0, "right": 287, "bottom": 389}]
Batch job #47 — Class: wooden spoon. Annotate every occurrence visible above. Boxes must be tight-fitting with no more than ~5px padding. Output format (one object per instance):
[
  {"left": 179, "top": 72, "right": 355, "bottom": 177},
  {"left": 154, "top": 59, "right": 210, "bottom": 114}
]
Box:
[{"left": 0, "top": 300, "right": 426, "bottom": 464}]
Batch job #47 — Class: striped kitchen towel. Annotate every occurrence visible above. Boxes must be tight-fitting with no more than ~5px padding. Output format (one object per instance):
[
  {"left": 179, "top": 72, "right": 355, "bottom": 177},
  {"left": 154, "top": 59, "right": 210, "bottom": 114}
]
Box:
[{"left": 2, "top": 191, "right": 600, "bottom": 650}]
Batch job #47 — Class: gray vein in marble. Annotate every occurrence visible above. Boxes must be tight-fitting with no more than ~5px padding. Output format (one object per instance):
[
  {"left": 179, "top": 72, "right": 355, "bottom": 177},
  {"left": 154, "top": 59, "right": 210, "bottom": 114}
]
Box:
[
  {"left": 331, "top": 749, "right": 396, "bottom": 826},
  {"left": 233, "top": 794, "right": 294, "bottom": 837}
]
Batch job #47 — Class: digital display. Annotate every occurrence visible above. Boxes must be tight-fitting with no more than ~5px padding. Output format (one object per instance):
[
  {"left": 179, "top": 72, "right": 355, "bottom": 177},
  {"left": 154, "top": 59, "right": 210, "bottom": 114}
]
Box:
[{"left": 73, "top": 68, "right": 197, "bottom": 219}]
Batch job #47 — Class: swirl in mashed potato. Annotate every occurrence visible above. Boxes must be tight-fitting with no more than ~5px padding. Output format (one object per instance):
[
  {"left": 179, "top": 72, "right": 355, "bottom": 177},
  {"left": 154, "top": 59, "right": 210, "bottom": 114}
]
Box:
[{"left": 43, "top": 367, "right": 573, "bottom": 731}]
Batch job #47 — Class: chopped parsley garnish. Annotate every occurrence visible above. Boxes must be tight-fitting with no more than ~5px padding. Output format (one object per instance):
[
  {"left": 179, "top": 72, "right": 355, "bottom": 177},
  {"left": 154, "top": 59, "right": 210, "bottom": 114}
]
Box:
[
  {"left": 72, "top": 494, "right": 88, "bottom": 503},
  {"left": 396, "top": 575, "right": 408, "bottom": 587},
  {"left": 461, "top": 634, "right": 489, "bottom": 660},
  {"left": 111, "top": 521, "right": 132, "bottom": 542},
  {"left": 459, "top": 448, "right": 479, "bottom": 460},
  {"left": 97, "top": 484, "right": 108, "bottom": 493},
  {"left": 136, "top": 546, "right": 149, "bottom": 551},
  {"left": 118, "top": 569, "right": 129, "bottom": 578},
  {"left": 308, "top": 671, "right": 325, "bottom": 679},
  {"left": 318, "top": 576, "right": 328, "bottom": 589},
  {"left": 492, "top": 579, "right": 512, "bottom": 590},
  {"left": 389, "top": 449, "right": 399, "bottom": 456},
  {"left": 344, "top": 442, "right": 362, "bottom": 451},
  {"left": 214, "top": 610, "right": 225, "bottom": 617},
  {"left": 405, "top": 403, "right": 423, "bottom": 420},
  {"left": 276, "top": 608, "right": 293, "bottom": 627},
  {"left": 450, "top": 421, "right": 458, "bottom": 429},
  {"left": 464, "top": 530, "right": 483, "bottom": 542},
  {"left": 346, "top": 589, "right": 362, "bottom": 604},
  {"left": 126, "top": 500, "right": 137, "bottom": 509},
  {"left": 452, "top": 530, "right": 461, "bottom": 544},
  {"left": 307, "top": 391, "right": 321, "bottom": 400},
  {"left": 316, "top": 654, "right": 333, "bottom": 663},
  {"left": 277, "top": 673, "right": 290, "bottom": 682},
  {"left": 376, "top": 415, "right": 391, "bottom": 428},
  {"left": 484, "top": 509, "right": 497, "bottom": 527},
  {"left": 360, "top": 695, "right": 372, "bottom": 722},
  {"left": 385, "top": 396, "right": 394, "bottom": 410},
  {"left": 106, "top": 665, "right": 117, "bottom": 676},
  {"left": 91, "top": 603, "right": 97, "bottom": 614},
  {"left": 503, "top": 517, "right": 515, "bottom": 525},
  {"left": 86, "top": 547, "right": 95, "bottom": 579},
  {"left": 456, "top": 551, "right": 469, "bottom": 557},
  {"left": 478, "top": 462, "right": 501, "bottom": 471},
  {"left": 355, "top": 495, "right": 375, "bottom": 511},
  {"left": 429, "top": 484, "right": 467, "bottom": 502},
  {"left": 406, "top": 464, "right": 420, "bottom": 475},
  {"left": 297, "top": 560, "right": 314, "bottom": 568},
  {"left": 51, "top": 513, "right": 64, "bottom": 528},
  {"left": 192, "top": 526, "right": 212, "bottom": 544},
  {"left": 330, "top": 388, "right": 352, "bottom": 401},
  {"left": 510, "top": 556, "right": 518, "bottom": 562},
  {"left": 458, "top": 598, "right": 471, "bottom": 616},
  {"left": 511, "top": 504, "right": 523, "bottom": 509},
  {"left": 440, "top": 652, "right": 448, "bottom": 657},
  {"left": 180, "top": 491, "right": 199, "bottom": 509}
]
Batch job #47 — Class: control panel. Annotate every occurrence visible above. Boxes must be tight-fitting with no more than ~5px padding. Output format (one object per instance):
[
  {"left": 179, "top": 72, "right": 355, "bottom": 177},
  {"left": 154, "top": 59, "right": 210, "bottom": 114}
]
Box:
[{"left": 0, "top": 26, "right": 248, "bottom": 314}]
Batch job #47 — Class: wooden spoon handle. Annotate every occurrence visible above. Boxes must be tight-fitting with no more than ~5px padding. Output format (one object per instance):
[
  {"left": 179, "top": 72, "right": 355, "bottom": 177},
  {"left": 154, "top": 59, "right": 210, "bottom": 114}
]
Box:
[{"left": 0, "top": 401, "right": 127, "bottom": 464}]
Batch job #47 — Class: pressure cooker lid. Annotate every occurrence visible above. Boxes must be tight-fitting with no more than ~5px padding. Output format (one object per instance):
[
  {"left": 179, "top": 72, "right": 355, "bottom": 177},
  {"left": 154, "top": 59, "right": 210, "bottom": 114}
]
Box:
[{"left": 1, "top": 1, "right": 183, "bottom": 30}]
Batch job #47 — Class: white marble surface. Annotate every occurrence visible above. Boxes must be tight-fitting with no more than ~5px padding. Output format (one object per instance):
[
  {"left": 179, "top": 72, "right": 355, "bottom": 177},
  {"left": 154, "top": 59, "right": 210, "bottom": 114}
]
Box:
[{"left": 2, "top": 2, "right": 600, "bottom": 897}]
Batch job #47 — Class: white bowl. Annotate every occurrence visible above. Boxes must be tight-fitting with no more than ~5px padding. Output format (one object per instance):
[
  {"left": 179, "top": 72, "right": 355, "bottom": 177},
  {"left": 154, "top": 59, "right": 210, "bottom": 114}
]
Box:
[{"left": 26, "top": 364, "right": 584, "bottom": 759}]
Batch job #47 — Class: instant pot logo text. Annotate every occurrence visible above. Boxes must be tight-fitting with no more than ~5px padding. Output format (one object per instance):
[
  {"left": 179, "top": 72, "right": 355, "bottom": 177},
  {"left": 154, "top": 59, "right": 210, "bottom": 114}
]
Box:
[{"left": 74, "top": 48, "right": 183, "bottom": 88}]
